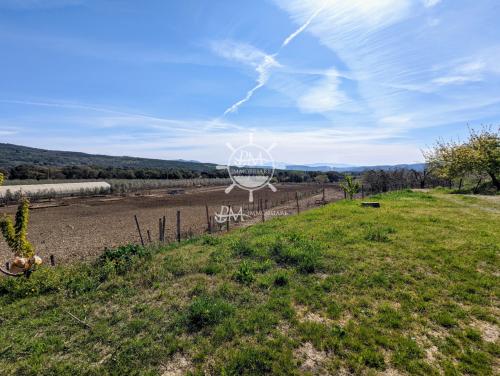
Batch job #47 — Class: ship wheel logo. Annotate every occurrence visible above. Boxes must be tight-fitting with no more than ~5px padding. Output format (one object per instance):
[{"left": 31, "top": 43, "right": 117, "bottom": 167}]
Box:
[{"left": 217, "top": 134, "right": 277, "bottom": 202}]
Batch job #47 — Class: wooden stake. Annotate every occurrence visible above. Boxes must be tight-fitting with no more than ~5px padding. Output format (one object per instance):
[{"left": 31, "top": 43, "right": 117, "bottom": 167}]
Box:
[
  {"left": 158, "top": 218, "right": 162, "bottom": 242},
  {"left": 262, "top": 209, "right": 265, "bottom": 222},
  {"left": 162, "top": 215, "right": 166, "bottom": 242},
  {"left": 205, "top": 204, "right": 211, "bottom": 233},
  {"left": 226, "top": 205, "right": 231, "bottom": 232},
  {"left": 176, "top": 210, "right": 181, "bottom": 242},
  {"left": 134, "top": 215, "right": 145, "bottom": 246},
  {"left": 295, "top": 192, "right": 300, "bottom": 214},
  {"left": 5, "top": 262, "right": 10, "bottom": 271},
  {"left": 147, "top": 230, "right": 152, "bottom": 243},
  {"left": 50, "top": 254, "right": 55, "bottom": 266}
]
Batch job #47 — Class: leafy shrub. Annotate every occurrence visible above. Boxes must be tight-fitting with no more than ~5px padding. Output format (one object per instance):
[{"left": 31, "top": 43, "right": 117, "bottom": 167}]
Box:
[
  {"left": 185, "top": 296, "right": 234, "bottom": 331},
  {"left": 0, "top": 198, "right": 35, "bottom": 258},
  {"left": 233, "top": 261, "right": 255, "bottom": 285}
]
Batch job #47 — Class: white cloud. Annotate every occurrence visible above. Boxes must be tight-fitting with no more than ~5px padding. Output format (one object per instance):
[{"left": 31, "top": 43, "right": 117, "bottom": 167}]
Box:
[
  {"left": 431, "top": 58, "right": 488, "bottom": 86},
  {"left": 422, "top": 0, "right": 441, "bottom": 8},
  {"left": 380, "top": 116, "right": 411, "bottom": 125},
  {"left": 297, "top": 69, "right": 346, "bottom": 113},
  {"left": 432, "top": 75, "right": 482, "bottom": 85}
]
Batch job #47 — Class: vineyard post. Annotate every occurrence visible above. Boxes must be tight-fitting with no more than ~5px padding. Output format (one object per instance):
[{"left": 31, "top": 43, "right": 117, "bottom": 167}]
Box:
[
  {"left": 226, "top": 205, "right": 230, "bottom": 232},
  {"left": 147, "top": 230, "right": 152, "bottom": 243},
  {"left": 5, "top": 262, "right": 10, "bottom": 271},
  {"left": 50, "top": 254, "right": 55, "bottom": 266},
  {"left": 205, "top": 204, "right": 211, "bottom": 233},
  {"left": 262, "top": 209, "right": 265, "bottom": 222},
  {"left": 295, "top": 192, "right": 300, "bottom": 214},
  {"left": 162, "top": 215, "right": 166, "bottom": 242},
  {"left": 361, "top": 185, "right": 365, "bottom": 199},
  {"left": 176, "top": 210, "right": 181, "bottom": 242},
  {"left": 265, "top": 199, "right": 268, "bottom": 210},
  {"left": 158, "top": 218, "right": 162, "bottom": 242},
  {"left": 134, "top": 215, "right": 145, "bottom": 246}
]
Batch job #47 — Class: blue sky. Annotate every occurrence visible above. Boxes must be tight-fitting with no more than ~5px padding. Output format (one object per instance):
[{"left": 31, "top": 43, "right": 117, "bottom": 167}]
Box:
[{"left": 0, "top": 0, "right": 499, "bottom": 165}]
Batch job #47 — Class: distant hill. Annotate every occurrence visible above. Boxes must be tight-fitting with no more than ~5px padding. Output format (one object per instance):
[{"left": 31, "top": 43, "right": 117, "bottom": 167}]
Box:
[
  {"left": 0, "top": 143, "right": 425, "bottom": 174},
  {"left": 286, "top": 163, "right": 426, "bottom": 172},
  {"left": 0, "top": 143, "right": 217, "bottom": 171}
]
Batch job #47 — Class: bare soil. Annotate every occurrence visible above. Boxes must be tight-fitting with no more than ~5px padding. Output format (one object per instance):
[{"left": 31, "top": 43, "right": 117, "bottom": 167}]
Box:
[{"left": 0, "top": 183, "right": 342, "bottom": 265}]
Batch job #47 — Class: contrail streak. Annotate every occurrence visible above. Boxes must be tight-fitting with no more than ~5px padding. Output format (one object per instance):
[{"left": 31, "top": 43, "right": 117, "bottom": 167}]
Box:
[
  {"left": 281, "top": 6, "right": 324, "bottom": 48},
  {"left": 223, "top": 5, "right": 323, "bottom": 115}
]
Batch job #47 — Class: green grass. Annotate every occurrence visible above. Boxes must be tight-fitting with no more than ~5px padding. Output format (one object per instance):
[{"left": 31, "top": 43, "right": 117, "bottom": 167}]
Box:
[{"left": 0, "top": 190, "right": 498, "bottom": 375}]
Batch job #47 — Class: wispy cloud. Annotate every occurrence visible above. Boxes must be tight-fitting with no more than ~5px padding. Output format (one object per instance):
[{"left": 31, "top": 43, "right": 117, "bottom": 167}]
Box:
[
  {"left": 297, "top": 69, "right": 346, "bottom": 113},
  {"left": 215, "top": 3, "right": 324, "bottom": 115},
  {"left": 272, "top": 0, "right": 500, "bottom": 135},
  {"left": 0, "top": 0, "right": 83, "bottom": 10},
  {"left": 422, "top": 0, "right": 441, "bottom": 8},
  {"left": 0, "top": 98, "right": 244, "bottom": 134}
]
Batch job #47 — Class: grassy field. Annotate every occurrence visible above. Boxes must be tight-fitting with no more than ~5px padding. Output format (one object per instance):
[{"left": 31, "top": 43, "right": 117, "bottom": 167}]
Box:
[{"left": 0, "top": 190, "right": 498, "bottom": 375}]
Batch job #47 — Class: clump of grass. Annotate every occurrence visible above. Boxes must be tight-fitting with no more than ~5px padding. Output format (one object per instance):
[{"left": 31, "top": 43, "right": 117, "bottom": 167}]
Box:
[
  {"left": 185, "top": 296, "right": 234, "bottom": 331},
  {"left": 231, "top": 237, "right": 255, "bottom": 257},
  {"left": 199, "top": 235, "right": 220, "bottom": 246},
  {"left": 233, "top": 261, "right": 255, "bottom": 285},
  {"left": 273, "top": 270, "right": 289, "bottom": 287},
  {"left": 99, "top": 244, "right": 151, "bottom": 274},
  {"left": 218, "top": 343, "right": 296, "bottom": 375},
  {"left": 364, "top": 226, "right": 396, "bottom": 242},
  {"left": 269, "top": 235, "right": 322, "bottom": 273},
  {"left": 359, "top": 348, "right": 386, "bottom": 370}
]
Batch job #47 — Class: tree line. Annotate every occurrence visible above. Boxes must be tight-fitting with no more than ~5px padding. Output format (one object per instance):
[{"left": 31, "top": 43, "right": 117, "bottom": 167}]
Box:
[{"left": 0, "top": 164, "right": 345, "bottom": 184}]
